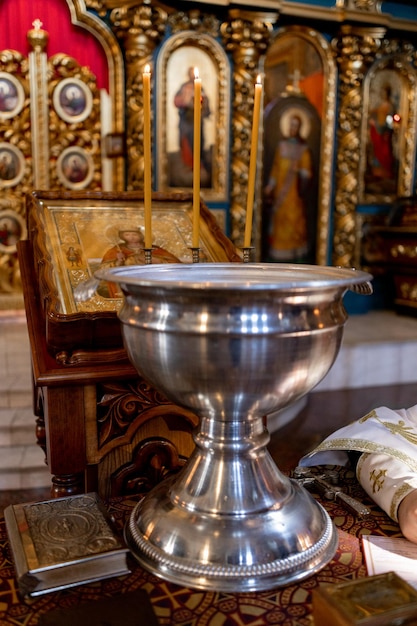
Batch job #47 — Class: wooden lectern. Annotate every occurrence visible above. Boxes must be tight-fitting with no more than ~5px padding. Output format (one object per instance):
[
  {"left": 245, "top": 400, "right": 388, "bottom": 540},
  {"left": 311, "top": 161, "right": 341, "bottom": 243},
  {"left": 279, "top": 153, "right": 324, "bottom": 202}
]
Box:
[{"left": 19, "top": 190, "right": 241, "bottom": 498}]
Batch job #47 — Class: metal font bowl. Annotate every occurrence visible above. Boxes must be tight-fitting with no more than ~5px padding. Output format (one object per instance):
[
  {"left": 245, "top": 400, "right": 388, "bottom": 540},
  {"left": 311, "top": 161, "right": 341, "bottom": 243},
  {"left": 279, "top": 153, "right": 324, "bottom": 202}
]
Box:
[{"left": 95, "top": 263, "right": 372, "bottom": 592}]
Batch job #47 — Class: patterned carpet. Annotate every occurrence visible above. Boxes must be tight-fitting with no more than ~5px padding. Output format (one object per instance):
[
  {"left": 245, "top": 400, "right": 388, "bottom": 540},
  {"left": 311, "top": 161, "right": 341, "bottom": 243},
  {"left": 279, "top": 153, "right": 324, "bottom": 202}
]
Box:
[
  {"left": 0, "top": 472, "right": 404, "bottom": 626},
  {"left": 0, "top": 487, "right": 51, "bottom": 516},
  {"left": 0, "top": 383, "right": 415, "bottom": 624}
]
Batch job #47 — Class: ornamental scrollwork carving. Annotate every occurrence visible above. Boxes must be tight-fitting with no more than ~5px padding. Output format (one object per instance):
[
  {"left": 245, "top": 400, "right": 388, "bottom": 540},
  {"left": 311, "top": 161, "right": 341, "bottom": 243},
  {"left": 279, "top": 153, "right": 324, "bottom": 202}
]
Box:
[
  {"left": 331, "top": 26, "right": 385, "bottom": 268},
  {"left": 96, "top": 379, "right": 197, "bottom": 451},
  {"left": 109, "top": 1, "right": 168, "bottom": 190},
  {"left": 343, "top": 0, "right": 381, "bottom": 12},
  {"left": 85, "top": 0, "right": 143, "bottom": 16},
  {"left": 221, "top": 12, "right": 275, "bottom": 247},
  {"left": 169, "top": 10, "right": 220, "bottom": 36},
  {"left": 0, "top": 48, "right": 31, "bottom": 197},
  {"left": 0, "top": 50, "right": 31, "bottom": 293},
  {"left": 48, "top": 54, "right": 102, "bottom": 190},
  {"left": 84, "top": 0, "right": 110, "bottom": 16}
]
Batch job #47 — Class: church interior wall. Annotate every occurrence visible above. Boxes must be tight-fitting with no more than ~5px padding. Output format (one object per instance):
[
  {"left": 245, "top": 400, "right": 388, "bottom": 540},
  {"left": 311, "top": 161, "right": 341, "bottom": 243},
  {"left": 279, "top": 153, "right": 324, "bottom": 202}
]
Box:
[{"left": 1, "top": 0, "right": 417, "bottom": 313}]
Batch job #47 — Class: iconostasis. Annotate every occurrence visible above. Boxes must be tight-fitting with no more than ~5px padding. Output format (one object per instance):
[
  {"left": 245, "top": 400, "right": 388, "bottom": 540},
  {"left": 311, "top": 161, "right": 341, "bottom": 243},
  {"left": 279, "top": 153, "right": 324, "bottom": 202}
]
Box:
[{"left": 1, "top": 0, "right": 417, "bottom": 308}]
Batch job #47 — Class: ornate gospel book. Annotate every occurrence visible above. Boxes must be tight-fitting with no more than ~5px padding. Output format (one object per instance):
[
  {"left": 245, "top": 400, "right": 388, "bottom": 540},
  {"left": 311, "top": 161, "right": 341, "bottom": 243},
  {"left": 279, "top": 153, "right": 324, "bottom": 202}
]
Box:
[{"left": 5, "top": 492, "right": 131, "bottom": 597}]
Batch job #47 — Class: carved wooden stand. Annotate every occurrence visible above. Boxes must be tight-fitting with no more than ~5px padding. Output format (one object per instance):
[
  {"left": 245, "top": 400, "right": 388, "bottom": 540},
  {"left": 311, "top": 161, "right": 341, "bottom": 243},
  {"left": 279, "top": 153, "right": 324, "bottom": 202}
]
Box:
[{"left": 18, "top": 240, "right": 198, "bottom": 498}]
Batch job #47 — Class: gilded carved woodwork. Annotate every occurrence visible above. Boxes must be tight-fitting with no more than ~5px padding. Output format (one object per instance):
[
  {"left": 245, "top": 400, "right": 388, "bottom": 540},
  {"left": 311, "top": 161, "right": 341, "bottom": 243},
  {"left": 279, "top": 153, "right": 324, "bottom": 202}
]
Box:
[
  {"left": 93, "top": 1, "right": 277, "bottom": 247},
  {"left": 0, "top": 2, "right": 125, "bottom": 297},
  {"left": 48, "top": 54, "right": 102, "bottom": 190},
  {"left": 83, "top": 0, "right": 417, "bottom": 263},
  {"left": 96, "top": 379, "right": 197, "bottom": 452},
  {"left": 0, "top": 21, "right": 110, "bottom": 294},
  {"left": 3, "top": 0, "right": 417, "bottom": 295},
  {"left": 312, "top": 30, "right": 338, "bottom": 265},
  {"left": 169, "top": 9, "right": 220, "bottom": 36},
  {"left": 332, "top": 27, "right": 417, "bottom": 267},
  {"left": 28, "top": 22, "right": 50, "bottom": 189},
  {"left": 26, "top": 23, "right": 103, "bottom": 194},
  {"left": 109, "top": 2, "right": 168, "bottom": 191},
  {"left": 343, "top": 0, "right": 381, "bottom": 11},
  {"left": 86, "top": 0, "right": 142, "bottom": 12},
  {"left": 67, "top": 0, "right": 127, "bottom": 191},
  {"left": 0, "top": 50, "right": 31, "bottom": 292},
  {"left": 331, "top": 26, "right": 385, "bottom": 268},
  {"left": 221, "top": 12, "right": 274, "bottom": 248},
  {"left": 110, "top": 437, "right": 187, "bottom": 497}
]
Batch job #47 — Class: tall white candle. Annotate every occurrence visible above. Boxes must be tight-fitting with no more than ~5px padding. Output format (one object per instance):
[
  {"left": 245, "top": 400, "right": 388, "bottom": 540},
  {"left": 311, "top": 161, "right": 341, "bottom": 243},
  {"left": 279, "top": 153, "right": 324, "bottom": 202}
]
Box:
[
  {"left": 143, "top": 64, "right": 152, "bottom": 249},
  {"left": 193, "top": 67, "right": 201, "bottom": 249},
  {"left": 244, "top": 74, "right": 263, "bottom": 249}
]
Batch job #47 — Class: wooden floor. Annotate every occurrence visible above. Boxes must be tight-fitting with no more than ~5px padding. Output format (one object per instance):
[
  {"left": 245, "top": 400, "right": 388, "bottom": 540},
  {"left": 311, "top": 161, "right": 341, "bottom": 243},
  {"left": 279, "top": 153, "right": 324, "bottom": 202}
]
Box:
[{"left": 0, "top": 383, "right": 415, "bottom": 515}]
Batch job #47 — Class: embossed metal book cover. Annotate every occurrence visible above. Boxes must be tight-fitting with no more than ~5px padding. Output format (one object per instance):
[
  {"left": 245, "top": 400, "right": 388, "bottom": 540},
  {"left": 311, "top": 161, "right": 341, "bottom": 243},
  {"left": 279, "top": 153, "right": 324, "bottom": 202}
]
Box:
[{"left": 4, "top": 492, "right": 131, "bottom": 597}]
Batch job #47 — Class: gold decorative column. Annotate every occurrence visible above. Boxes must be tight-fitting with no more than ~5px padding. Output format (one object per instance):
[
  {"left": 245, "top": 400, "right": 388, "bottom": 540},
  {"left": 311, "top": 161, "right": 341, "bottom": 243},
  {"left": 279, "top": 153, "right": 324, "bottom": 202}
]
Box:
[
  {"left": 221, "top": 11, "right": 275, "bottom": 250},
  {"left": 331, "top": 26, "right": 386, "bottom": 267},
  {"left": 27, "top": 20, "right": 50, "bottom": 189},
  {"left": 109, "top": 1, "right": 168, "bottom": 190}
]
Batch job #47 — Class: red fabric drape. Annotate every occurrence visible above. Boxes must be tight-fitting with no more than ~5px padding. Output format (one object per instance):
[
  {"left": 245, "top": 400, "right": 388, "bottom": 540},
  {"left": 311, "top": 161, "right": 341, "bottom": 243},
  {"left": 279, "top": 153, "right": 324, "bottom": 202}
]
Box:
[
  {"left": 0, "top": 0, "right": 109, "bottom": 90},
  {"left": 300, "top": 72, "right": 324, "bottom": 119}
]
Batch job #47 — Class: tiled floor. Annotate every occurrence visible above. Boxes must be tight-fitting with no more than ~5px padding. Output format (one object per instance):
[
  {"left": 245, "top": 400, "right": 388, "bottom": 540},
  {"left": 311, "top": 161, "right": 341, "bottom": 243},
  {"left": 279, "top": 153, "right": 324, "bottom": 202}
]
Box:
[
  {"left": 0, "top": 312, "right": 32, "bottom": 409},
  {"left": 0, "top": 309, "right": 51, "bottom": 491}
]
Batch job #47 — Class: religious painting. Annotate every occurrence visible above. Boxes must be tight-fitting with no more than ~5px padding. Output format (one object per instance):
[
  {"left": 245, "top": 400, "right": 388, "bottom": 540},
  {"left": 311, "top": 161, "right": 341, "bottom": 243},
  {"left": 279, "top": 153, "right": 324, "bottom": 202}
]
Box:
[
  {"left": 0, "top": 209, "right": 26, "bottom": 253},
  {"left": 27, "top": 191, "right": 240, "bottom": 318},
  {"left": 360, "top": 61, "right": 417, "bottom": 203},
  {"left": 0, "top": 143, "right": 25, "bottom": 187},
  {"left": 0, "top": 73, "right": 24, "bottom": 119},
  {"left": 262, "top": 26, "right": 337, "bottom": 265},
  {"left": 156, "top": 32, "right": 230, "bottom": 202},
  {"left": 56, "top": 147, "right": 94, "bottom": 189},
  {"left": 53, "top": 77, "right": 93, "bottom": 124}
]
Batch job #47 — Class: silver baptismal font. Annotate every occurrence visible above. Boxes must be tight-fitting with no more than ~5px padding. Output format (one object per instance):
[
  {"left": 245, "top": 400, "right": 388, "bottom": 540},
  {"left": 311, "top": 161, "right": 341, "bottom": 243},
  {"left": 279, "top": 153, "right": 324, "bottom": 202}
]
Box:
[{"left": 96, "top": 263, "right": 372, "bottom": 592}]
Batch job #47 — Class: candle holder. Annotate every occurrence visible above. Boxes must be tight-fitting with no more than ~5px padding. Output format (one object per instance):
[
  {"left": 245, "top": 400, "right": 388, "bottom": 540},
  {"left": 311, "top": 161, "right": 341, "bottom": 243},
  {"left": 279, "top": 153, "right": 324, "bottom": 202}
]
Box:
[
  {"left": 190, "top": 247, "right": 200, "bottom": 263},
  {"left": 143, "top": 248, "right": 153, "bottom": 265},
  {"left": 241, "top": 246, "right": 254, "bottom": 263},
  {"left": 95, "top": 263, "right": 372, "bottom": 592}
]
